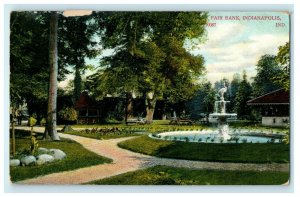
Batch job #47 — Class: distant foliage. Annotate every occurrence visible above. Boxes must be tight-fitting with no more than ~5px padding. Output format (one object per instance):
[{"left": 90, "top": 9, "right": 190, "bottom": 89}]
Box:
[
  {"left": 274, "top": 42, "right": 290, "bottom": 91},
  {"left": 28, "top": 116, "right": 37, "bottom": 126},
  {"left": 40, "top": 118, "right": 46, "bottom": 125},
  {"left": 234, "top": 71, "right": 252, "bottom": 119},
  {"left": 252, "top": 55, "right": 283, "bottom": 97},
  {"left": 58, "top": 107, "right": 78, "bottom": 121}
]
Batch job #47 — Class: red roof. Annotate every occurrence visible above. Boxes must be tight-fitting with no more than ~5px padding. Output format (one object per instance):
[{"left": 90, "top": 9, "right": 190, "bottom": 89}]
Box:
[
  {"left": 74, "top": 92, "right": 98, "bottom": 109},
  {"left": 247, "top": 89, "right": 289, "bottom": 105}
]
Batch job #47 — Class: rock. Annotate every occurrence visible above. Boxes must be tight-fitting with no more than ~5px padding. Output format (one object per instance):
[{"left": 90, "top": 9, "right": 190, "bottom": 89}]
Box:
[
  {"left": 61, "top": 125, "right": 75, "bottom": 132},
  {"left": 49, "top": 149, "right": 66, "bottom": 160},
  {"left": 36, "top": 154, "right": 55, "bottom": 165},
  {"left": 38, "top": 147, "right": 49, "bottom": 154},
  {"left": 20, "top": 155, "right": 36, "bottom": 166},
  {"left": 10, "top": 159, "right": 20, "bottom": 167}
]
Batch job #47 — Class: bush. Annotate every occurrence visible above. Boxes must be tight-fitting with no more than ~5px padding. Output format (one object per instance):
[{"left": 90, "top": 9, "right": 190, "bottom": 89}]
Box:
[
  {"left": 40, "top": 118, "right": 46, "bottom": 126},
  {"left": 58, "top": 107, "right": 78, "bottom": 122},
  {"left": 28, "top": 116, "right": 37, "bottom": 126}
]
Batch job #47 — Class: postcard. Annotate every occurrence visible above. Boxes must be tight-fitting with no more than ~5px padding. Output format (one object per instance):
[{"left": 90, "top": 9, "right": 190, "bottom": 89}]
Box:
[{"left": 9, "top": 10, "right": 290, "bottom": 187}]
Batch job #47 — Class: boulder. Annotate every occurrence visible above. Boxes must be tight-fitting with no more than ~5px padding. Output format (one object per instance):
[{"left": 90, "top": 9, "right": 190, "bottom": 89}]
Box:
[
  {"left": 61, "top": 125, "right": 75, "bottom": 132},
  {"left": 38, "top": 147, "right": 49, "bottom": 154},
  {"left": 10, "top": 159, "right": 20, "bottom": 167},
  {"left": 36, "top": 154, "right": 55, "bottom": 165},
  {"left": 49, "top": 149, "right": 66, "bottom": 160},
  {"left": 20, "top": 155, "right": 36, "bottom": 166}
]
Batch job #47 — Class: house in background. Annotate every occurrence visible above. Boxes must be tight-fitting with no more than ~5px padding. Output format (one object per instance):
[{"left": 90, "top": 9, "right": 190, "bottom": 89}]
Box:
[
  {"left": 247, "top": 89, "right": 289, "bottom": 127},
  {"left": 74, "top": 91, "right": 101, "bottom": 124}
]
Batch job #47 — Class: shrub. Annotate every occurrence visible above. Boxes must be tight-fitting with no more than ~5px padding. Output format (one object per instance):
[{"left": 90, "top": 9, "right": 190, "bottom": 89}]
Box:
[
  {"left": 28, "top": 116, "right": 37, "bottom": 126},
  {"left": 58, "top": 107, "right": 78, "bottom": 122},
  {"left": 40, "top": 118, "right": 46, "bottom": 126}
]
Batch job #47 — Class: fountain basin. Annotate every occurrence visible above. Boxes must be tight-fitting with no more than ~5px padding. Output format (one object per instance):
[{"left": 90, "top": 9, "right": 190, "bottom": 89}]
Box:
[
  {"left": 208, "top": 113, "right": 237, "bottom": 123},
  {"left": 149, "top": 130, "right": 284, "bottom": 144}
]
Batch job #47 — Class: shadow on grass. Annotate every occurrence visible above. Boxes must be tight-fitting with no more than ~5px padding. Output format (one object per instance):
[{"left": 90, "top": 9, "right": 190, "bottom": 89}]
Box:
[
  {"left": 118, "top": 136, "right": 289, "bottom": 163},
  {"left": 88, "top": 165, "right": 290, "bottom": 185}
]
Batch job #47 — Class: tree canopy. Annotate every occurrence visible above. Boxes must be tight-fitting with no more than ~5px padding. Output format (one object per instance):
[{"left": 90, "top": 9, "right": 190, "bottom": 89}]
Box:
[
  {"left": 234, "top": 71, "right": 252, "bottom": 119},
  {"left": 252, "top": 54, "right": 283, "bottom": 97},
  {"left": 89, "top": 12, "right": 208, "bottom": 122},
  {"left": 273, "top": 42, "right": 290, "bottom": 91}
]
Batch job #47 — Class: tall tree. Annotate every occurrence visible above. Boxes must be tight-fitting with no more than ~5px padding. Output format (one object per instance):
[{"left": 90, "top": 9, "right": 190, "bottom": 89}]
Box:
[
  {"left": 202, "top": 82, "right": 216, "bottom": 119},
  {"left": 227, "top": 73, "right": 242, "bottom": 113},
  {"left": 92, "top": 12, "right": 207, "bottom": 123},
  {"left": 234, "top": 71, "right": 252, "bottom": 119},
  {"left": 58, "top": 15, "right": 99, "bottom": 101},
  {"left": 10, "top": 12, "right": 72, "bottom": 124},
  {"left": 273, "top": 42, "right": 290, "bottom": 91},
  {"left": 252, "top": 54, "right": 283, "bottom": 97},
  {"left": 44, "top": 12, "right": 60, "bottom": 141},
  {"left": 10, "top": 12, "right": 51, "bottom": 123}
]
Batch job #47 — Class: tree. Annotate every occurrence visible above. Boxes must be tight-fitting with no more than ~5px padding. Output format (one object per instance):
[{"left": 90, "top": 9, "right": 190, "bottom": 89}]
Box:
[
  {"left": 44, "top": 12, "right": 60, "bottom": 141},
  {"left": 227, "top": 73, "right": 242, "bottom": 113},
  {"left": 92, "top": 12, "right": 208, "bottom": 123},
  {"left": 10, "top": 12, "right": 72, "bottom": 125},
  {"left": 202, "top": 82, "right": 216, "bottom": 119},
  {"left": 234, "top": 71, "right": 252, "bottom": 119},
  {"left": 10, "top": 12, "right": 51, "bottom": 124},
  {"left": 252, "top": 55, "right": 283, "bottom": 97},
  {"left": 273, "top": 42, "right": 290, "bottom": 91},
  {"left": 58, "top": 15, "right": 99, "bottom": 101},
  {"left": 10, "top": 12, "right": 96, "bottom": 140}
]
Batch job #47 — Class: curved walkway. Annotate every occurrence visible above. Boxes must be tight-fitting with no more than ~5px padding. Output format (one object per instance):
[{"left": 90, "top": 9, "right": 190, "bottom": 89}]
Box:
[{"left": 15, "top": 126, "right": 289, "bottom": 185}]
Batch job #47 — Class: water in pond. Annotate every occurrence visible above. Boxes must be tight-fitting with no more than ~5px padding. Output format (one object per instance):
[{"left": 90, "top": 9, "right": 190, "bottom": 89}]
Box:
[{"left": 150, "top": 130, "right": 284, "bottom": 144}]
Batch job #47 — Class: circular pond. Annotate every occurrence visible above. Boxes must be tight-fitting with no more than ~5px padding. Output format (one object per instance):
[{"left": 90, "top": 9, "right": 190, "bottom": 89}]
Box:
[{"left": 149, "top": 130, "right": 284, "bottom": 144}]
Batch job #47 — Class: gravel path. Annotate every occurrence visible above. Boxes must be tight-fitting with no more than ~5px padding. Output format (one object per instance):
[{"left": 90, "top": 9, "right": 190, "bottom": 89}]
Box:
[{"left": 15, "top": 126, "right": 289, "bottom": 185}]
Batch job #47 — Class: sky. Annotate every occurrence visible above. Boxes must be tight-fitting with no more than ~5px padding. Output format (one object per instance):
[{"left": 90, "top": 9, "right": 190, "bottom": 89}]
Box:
[
  {"left": 58, "top": 11, "right": 290, "bottom": 88},
  {"left": 191, "top": 11, "right": 290, "bottom": 84}
]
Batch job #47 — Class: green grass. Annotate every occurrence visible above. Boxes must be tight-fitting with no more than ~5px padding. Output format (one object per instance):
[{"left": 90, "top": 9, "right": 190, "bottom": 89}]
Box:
[
  {"left": 89, "top": 165, "right": 289, "bottom": 185},
  {"left": 118, "top": 136, "right": 289, "bottom": 163},
  {"left": 64, "top": 130, "right": 141, "bottom": 140},
  {"left": 58, "top": 120, "right": 210, "bottom": 133},
  {"left": 10, "top": 130, "right": 112, "bottom": 182},
  {"left": 58, "top": 120, "right": 288, "bottom": 135}
]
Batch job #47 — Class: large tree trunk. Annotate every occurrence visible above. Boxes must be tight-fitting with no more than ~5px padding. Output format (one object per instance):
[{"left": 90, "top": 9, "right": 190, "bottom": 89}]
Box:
[
  {"left": 145, "top": 92, "right": 156, "bottom": 124},
  {"left": 10, "top": 107, "right": 16, "bottom": 156},
  {"left": 125, "top": 92, "right": 133, "bottom": 123},
  {"left": 44, "top": 12, "right": 60, "bottom": 141}
]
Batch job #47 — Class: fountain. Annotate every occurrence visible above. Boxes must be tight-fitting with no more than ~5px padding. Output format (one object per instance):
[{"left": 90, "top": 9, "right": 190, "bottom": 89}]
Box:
[
  {"left": 149, "top": 83, "right": 285, "bottom": 144},
  {"left": 208, "top": 82, "right": 237, "bottom": 140}
]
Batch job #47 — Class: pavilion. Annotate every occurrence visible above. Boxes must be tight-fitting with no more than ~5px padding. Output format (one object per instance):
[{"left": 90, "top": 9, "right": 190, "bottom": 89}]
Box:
[{"left": 247, "top": 88, "right": 289, "bottom": 127}]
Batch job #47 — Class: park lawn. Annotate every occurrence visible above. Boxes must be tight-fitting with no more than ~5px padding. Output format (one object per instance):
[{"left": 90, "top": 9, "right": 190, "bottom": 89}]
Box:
[
  {"left": 10, "top": 131, "right": 112, "bottom": 182},
  {"left": 59, "top": 120, "right": 288, "bottom": 136},
  {"left": 64, "top": 130, "right": 141, "bottom": 140},
  {"left": 58, "top": 121, "right": 210, "bottom": 133},
  {"left": 89, "top": 165, "right": 289, "bottom": 185},
  {"left": 118, "top": 136, "right": 289, "bottom": 163}
]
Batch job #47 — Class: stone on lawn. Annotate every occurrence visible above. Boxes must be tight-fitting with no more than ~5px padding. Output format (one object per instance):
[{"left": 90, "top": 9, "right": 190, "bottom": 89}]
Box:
[
  {"left": 20, "top": 155, "right": 36, "bottom": 166},
  {"left": 36, "top": 154, "right": 55, "bottom": 165},
  {"left": 10, "top": 159, "right": 20, "bottom": 167},
  {"left": 61, "top": 125, "right": 75, "bottom": 132},
  {"left": 38, "top": 147, "right": 49, "bottom": 154},
  {"left": 49, "top": 149, "right": 66, "bottom": 160}
]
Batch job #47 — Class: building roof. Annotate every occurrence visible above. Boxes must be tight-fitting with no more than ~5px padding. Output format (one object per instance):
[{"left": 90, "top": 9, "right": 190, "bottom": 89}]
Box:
[
  {"left": 247, "top": 89, "right": 289, "bottom": 105},
  {"left": 74, "top": 92, "right": 98, "bottom": 109}
]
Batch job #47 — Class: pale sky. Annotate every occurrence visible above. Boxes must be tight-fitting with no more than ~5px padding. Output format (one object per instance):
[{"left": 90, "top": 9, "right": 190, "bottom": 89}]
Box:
[
  {"left": 191, "top": 11, "right": 290, "bottom": 83},
  {"left": 59, "top": 11, "right": 290, "bottom": 88}
]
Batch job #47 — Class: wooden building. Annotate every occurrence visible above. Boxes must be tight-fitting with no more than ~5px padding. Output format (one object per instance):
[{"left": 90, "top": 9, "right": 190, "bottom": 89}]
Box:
[
  {"left": 247, "top": 89, "right": 289, "bottom": 127},
  {"left": 74, "top": 91, "right": 100, "bottom": 124}
]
